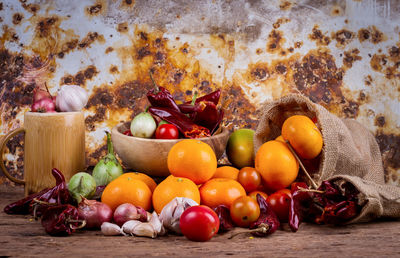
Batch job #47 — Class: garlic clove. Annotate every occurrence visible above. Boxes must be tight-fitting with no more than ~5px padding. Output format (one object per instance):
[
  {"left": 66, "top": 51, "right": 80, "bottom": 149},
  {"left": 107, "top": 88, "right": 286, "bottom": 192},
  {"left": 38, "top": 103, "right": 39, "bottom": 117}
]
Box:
[
  {"left": 122, "top": 220, "right": 142, "bottom": 235},
  {"left": 101, "top": 222, "right": 126, "bottom": 236},
  {"left": 133, "top": 223, "right": 157, "bottom": 238},
  {"left": 149, "top": 211, "right": 165, "bottom": 236}
]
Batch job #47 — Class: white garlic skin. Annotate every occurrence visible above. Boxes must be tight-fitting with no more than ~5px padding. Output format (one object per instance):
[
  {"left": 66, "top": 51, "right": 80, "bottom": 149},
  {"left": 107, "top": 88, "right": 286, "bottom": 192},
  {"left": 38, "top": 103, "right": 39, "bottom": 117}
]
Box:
[
  {"left": 159, "top": 197, "right": 198, "bottom": 235},
  {"left": 56, "top": 85, "right": 89, "bottom": 112},
  {"left": 101, "top": 222, "right": 125, "bottom": 236}
]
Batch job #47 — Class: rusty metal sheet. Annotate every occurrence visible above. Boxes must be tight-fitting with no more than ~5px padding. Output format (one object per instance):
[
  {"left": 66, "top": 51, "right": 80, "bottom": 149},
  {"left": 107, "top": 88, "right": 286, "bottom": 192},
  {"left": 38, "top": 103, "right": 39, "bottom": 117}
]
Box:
[{"left": 1, "top": 0, "right": 399, "bottom": 186}]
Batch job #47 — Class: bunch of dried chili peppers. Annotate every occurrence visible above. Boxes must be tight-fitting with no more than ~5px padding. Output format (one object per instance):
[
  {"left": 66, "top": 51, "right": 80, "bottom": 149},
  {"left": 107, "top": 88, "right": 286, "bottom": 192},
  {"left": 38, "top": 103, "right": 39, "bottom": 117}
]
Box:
[
  {"left": 146, "top": 72, "right": 224, "bottom": 138},
  {"left": 289, "top": 180, "right": 362, "bottom": 232},
  {"left": 4, "top": 168, "right": 85, "bottom": 236}
]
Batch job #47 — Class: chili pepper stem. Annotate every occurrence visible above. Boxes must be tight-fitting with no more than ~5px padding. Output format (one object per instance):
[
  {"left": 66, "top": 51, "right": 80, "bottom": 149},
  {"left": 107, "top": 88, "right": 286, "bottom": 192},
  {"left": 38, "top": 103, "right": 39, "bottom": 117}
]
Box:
[
  {"left": 190, "top": 91, "right": 198, "bottom": 106},
  {"left": 32, "top": 198, "right": 58, "bottom": 220},
  {"left": 228, "top": 224, "right": 270, "bottom": 239},
  {"left": 285, "top": 140, "right": 318, "bottom": 189},
  {"left": 149, "top": 71, "right": 159, "bottom": 94},
  {"left": 297, "top": 187, "right": 325, "bottom": 194},
  {"left": 68, "top": 218, "right": 86, "bottom": 230}
]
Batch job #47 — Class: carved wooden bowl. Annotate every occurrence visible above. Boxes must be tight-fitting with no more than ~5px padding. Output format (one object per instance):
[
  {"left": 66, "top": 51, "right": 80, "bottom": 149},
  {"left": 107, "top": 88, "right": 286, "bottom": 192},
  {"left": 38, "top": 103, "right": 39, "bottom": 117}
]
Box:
[{"left": 111, "top": 122, "right": 230, "bottom": 177}]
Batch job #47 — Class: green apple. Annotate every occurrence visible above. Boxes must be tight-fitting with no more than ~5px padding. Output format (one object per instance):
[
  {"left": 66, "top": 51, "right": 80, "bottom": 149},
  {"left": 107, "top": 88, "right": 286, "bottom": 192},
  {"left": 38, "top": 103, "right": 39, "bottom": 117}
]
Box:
[{"left": 226, "top": 128, "right": 255, "bottom": 169}]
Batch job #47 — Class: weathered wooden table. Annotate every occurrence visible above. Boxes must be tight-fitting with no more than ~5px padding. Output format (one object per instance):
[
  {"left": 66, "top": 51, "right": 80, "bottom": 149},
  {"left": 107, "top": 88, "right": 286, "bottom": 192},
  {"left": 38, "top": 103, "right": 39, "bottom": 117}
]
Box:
[{"left": 0, "top": 185, "right": 399, "bottom": 257}]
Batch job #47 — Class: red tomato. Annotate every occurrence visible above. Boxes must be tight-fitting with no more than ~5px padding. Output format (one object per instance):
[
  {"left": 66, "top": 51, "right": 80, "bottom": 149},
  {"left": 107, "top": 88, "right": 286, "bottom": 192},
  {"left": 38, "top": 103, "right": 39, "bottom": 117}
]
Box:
[
  {"left": 123, "top": 129, "right": 133, "bottom": 136},
  {"left": 237, "top": 167, "right": 262, "bottom": 193},
  {"left": 267, "top": 190, "right": 292, "bottom": 222},
  {"left": 180, "top": 205, "right": 220, "bottom": 242},
  {"left": 155, "top": 124, "right": 179, "bottom": 139},
  {"left": 248, "top": 190, "right": 268, "bottom": 201},
  {"left": 230, "top": 196, "right": 260, "bottom": 228}
]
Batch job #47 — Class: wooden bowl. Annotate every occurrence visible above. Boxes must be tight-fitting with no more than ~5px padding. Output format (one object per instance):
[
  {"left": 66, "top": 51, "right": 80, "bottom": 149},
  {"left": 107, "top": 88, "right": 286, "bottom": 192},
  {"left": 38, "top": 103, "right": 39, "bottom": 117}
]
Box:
[{"left": 111, "top": 122, "right": 230, "bottom": 177}]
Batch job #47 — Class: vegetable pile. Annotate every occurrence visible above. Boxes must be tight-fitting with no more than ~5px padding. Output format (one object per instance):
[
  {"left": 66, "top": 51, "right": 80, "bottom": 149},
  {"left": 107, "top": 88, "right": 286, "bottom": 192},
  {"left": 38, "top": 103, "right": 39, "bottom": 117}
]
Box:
[
  {"left": 127, "top": 72, "right": 224, "bottom": 139},
  {"left": 4, "top": 87, "right": 366, "bottom": 242},
  {"left": 31, "top": 83, "right": 88, "bottom": 113}
]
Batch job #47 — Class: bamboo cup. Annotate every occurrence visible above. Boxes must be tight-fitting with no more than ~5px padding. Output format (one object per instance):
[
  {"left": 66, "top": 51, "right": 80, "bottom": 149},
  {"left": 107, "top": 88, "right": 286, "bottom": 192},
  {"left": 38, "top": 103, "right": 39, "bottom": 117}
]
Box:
[{"left": 0, "top": 112, "right": 86, "bottom": 196}]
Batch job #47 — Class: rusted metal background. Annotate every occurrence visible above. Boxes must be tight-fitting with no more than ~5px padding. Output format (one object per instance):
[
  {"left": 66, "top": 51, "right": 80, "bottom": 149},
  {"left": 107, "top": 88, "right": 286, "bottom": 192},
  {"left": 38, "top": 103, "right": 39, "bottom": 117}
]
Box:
[{"left": 1, "top": 0, "right": 399, "bottom": 186}]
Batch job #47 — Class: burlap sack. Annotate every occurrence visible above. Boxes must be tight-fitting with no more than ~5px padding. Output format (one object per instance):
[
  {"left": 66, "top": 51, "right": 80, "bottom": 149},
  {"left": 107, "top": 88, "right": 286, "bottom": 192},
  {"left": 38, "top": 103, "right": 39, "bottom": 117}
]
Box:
[{"left": 254, "top": 94, "right": 400, "bottom": 223}]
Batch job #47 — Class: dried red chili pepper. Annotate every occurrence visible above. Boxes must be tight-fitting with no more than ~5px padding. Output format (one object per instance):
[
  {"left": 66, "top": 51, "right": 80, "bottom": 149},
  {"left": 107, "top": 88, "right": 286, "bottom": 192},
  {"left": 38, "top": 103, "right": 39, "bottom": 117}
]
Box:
[
  {"left": 4, "top": 168, "right": 71, "bottom": 216},
  {"left": 179, "top": 101, "right": 222, "bottom": 132},
  {"left": 213, "top": 205, "right": 234, "bottom": 233},
  {"left": 229, "top": 194, "right": 280, "bottom": 239},
  {"left": 146, "top": 72, "right": 180, "bottom": 113},
  {"left": 193, "top": 90, "right": 221, "bottom": 106},
  {"left": 289, "top": 182, "right": 311, "bottom": 232},
  {"left": 149, "top": 107, "right": 210, "bottom": 138},
  {"left": 249, "top": 194, "right": 280, "bottom": 237},
  {"left": 3, "top": 187, "right": 51, "bottom": 215},
  {"left": 41, "top": 204, "right": 85, "bottom": 236}
]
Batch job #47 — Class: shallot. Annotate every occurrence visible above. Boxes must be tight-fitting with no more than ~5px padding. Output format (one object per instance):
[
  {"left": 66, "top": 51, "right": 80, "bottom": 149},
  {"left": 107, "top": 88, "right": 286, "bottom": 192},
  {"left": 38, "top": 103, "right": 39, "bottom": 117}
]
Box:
[
  {"left": 113, "top": 203, "right": 148, "bottom": 227},
  {"left": 77, "top": 198, "right": 113, "bottom": 229},
  {"left": 31, "top": 97, "right": 56, "bottom": 113}
]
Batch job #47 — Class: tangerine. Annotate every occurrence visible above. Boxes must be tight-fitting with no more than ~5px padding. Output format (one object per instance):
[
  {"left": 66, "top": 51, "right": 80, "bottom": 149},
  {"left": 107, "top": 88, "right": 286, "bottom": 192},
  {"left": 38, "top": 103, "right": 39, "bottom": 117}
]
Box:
[
  {"left": 199, "top": 178, "right": 246, "bottom": 209},
  {"left": 212, "top": 166, "right": 239, "bottom": 180},
  {"left": 152, "top": 175, "right": 201, "bottom": 214},
  {"left": 101, "top": 177, "right": 152, "bottom": 211},
  {"left": 167, "top": 139, "right": 217, "bottom": 184},
  {"left": 118, "top": 172, "right": 157, "bottom": 192},
  {"left": 255, "top": 140, "right": 299, "bottom": 191},
  {"left": 281, "top": 115, "right": 323, "bottom": 159}
]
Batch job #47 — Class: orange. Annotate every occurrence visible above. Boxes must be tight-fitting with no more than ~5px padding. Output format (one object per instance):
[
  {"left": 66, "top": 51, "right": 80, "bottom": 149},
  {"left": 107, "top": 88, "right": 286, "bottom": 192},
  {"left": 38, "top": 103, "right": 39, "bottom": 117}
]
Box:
[
  {"left": 199, "top": 178, "right": 246, "bottom": 209},
  {"left": 118, "top": 172, "right": 157, "bottom": 192},
  {"left": 281, "top": 115, "right": 323, "bottom": 159},
  {"left": 275, "top": 135, "right": 285, "bottom": 143},
  {"left": 101, "top": 177, "right": 152, "bottom": 211},
  {"left": 255, "top": 140, "right": 299, "bottom": 191},
  {"left": 212, "top": 166, "right": 239, "bottom": 180},
  {"left": 167, "top": 139, "right": 217, "bottom": 184},
  {"left": 152, "top": 175, "right": 200, "bottom": 214}
]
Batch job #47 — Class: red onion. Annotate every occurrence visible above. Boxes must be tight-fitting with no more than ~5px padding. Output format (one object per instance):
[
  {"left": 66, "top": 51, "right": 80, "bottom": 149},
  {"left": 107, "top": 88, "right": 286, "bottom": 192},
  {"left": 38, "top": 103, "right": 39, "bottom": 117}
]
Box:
[
  {"left": 33, "top": 89, "right": 52, "bottom": 102},
  {"left": 113, "top": 203, "right": 148, "bottom": 227},
  {"left": 77, "top": 198, "right": 113, "bottom": 229},
  {"left": 31, "top": 97, "right": 56, "bottom": 113}
]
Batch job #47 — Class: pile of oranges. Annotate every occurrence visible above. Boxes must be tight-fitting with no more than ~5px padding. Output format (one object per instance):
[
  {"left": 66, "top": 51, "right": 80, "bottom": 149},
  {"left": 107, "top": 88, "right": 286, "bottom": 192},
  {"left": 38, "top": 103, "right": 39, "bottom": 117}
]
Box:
[{"left": 101, "top": 114, "right": 323, "bottom": 228}]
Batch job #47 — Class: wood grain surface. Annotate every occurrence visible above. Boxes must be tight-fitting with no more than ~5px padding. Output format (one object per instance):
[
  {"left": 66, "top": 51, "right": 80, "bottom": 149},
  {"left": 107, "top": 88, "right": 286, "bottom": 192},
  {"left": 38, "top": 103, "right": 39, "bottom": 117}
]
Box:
[{"left": 0, "top": 185, "right": 399, "bottom": 257}]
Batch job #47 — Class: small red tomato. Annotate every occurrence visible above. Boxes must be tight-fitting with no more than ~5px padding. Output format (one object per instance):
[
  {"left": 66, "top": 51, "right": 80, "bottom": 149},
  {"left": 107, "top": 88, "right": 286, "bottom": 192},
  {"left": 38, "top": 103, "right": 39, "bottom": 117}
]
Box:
[
  {"left": 123, "top": 129, "right": 133, "bottom": 136},
  {"left": 267, "top": 190, "right": 292, "bottom": 222},
  {"left": 248, "top": 190, "right": 268, "bottom": 201},
  {"left": 155, "top": 124, "right": 179, "bottom": 139},
  {"left": 230, "top": 196, "right": 260, "bottom": 228},
  {"left": 237, "top": 167, "right": 262, "bottom": 193},
  {"left": 180, "top": 205, "right": 220, "bottom": 242}
]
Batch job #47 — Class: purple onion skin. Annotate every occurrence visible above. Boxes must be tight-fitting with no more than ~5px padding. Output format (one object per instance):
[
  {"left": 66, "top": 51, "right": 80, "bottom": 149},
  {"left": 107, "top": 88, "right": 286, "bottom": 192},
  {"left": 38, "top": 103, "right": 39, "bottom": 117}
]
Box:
[
  {"left": 78, "top": 198, "right": 113, "bottom": 229},
  {"left": 113, "top": 203, "right": 148, "bottom": 227}
]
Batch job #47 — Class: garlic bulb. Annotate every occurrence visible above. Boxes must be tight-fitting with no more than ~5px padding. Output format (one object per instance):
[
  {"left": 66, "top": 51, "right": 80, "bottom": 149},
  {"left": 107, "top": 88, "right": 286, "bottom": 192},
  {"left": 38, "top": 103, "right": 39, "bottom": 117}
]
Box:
[
  {"left": 159, "top": 197, "right": 198, "bottom": 235},
  {"left": 56, "top": 85, "right": 88, "bottom": 112}
]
